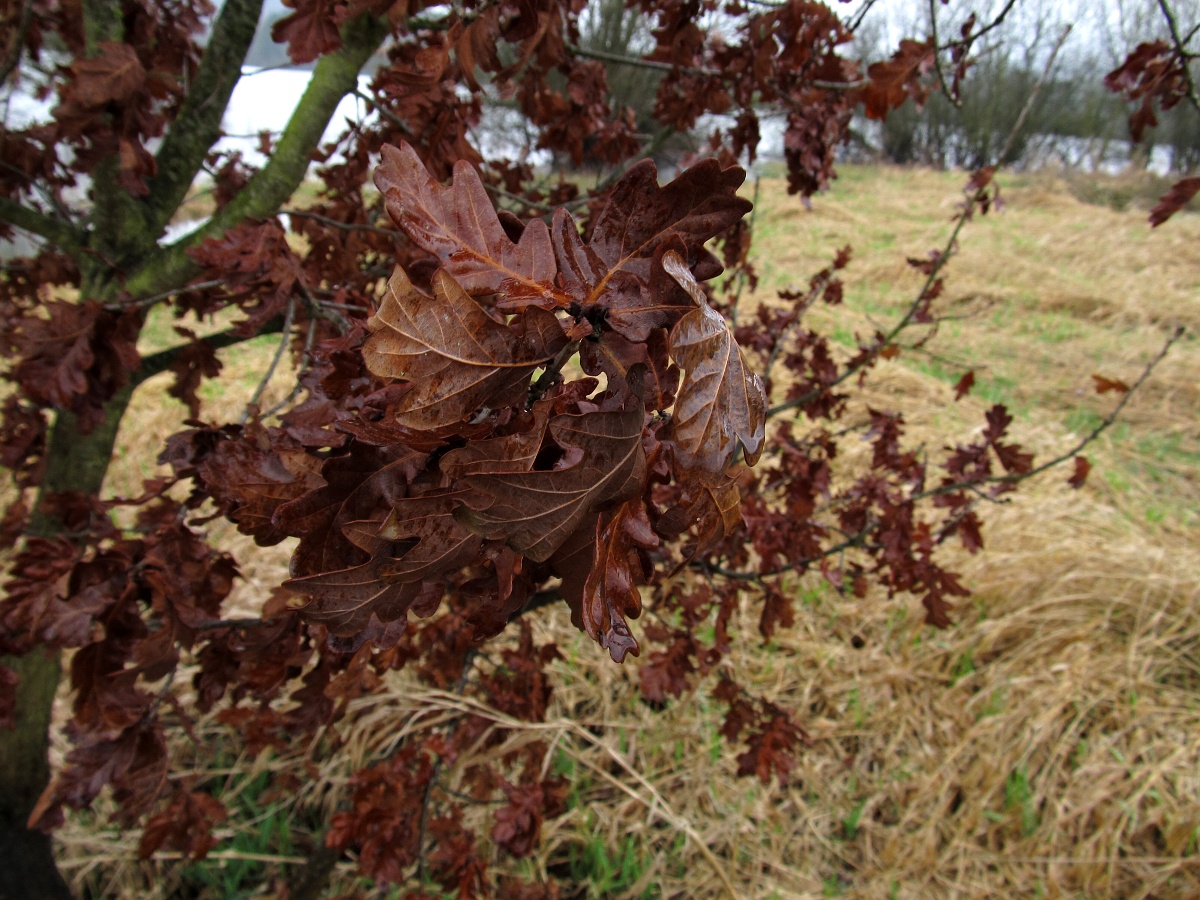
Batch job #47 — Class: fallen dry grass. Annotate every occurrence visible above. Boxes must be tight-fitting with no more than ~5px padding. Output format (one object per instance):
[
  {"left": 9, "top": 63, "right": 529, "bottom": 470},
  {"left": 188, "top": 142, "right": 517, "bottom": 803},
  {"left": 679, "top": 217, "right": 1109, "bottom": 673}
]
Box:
[{"left": 52, "top": 166, "right": 1200, "bottom": 899}]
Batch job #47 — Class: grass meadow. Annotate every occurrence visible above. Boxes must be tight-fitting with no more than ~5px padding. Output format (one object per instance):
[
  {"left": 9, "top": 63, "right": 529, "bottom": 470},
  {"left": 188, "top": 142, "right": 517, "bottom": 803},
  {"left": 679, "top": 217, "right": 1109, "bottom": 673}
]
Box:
[{"left": 54, "top": 165, "right": 1200, "bottom": 899}]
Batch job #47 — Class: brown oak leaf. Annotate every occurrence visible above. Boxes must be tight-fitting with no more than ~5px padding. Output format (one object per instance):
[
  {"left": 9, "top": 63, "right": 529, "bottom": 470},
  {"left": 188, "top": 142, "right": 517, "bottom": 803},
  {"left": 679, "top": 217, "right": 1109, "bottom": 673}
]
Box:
[
  {"left": 1149, "top": 176, "right": 1200, "bottom": 227},
  {"left": 286, "top": 492, "right": 481, "bottom": 635},
  {"left": 449, "top": 406, "right": 646, "bottom": 563},
  {"left": 362, "top": 267, "right": 568, "bottom": 429},
  {"left": 374, "top": 141, "right": 563, "bottom": 308},
  {"left": 662, "top": 250, "right": 766, "bottom": 475},
  {"left": 581, "top": 500, "right": 659, "bottom": 662}
]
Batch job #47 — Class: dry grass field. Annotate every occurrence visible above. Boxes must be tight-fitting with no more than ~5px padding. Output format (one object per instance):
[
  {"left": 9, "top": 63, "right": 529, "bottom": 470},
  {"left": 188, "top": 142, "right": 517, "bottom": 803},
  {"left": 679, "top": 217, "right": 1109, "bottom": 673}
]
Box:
[{"left": 52, "top": 165, "right": 1200, "bottom": 899}]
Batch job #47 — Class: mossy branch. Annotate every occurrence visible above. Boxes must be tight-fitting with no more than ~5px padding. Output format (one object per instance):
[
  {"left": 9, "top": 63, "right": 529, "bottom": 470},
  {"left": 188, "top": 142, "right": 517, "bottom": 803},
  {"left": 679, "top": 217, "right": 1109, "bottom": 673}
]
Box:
[
  {"left": 121, "top": 13, "right": 388, "bottom": 301},
  {"left": 143, "top": 0, "right": 266, "bottom": 235},
  {"left": 0, "top": 197, "right": 84, "bottom": 258}
]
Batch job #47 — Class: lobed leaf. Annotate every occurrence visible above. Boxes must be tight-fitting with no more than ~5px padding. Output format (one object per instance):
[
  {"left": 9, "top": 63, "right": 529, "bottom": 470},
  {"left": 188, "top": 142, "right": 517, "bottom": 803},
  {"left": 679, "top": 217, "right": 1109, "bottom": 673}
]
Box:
[
  {"left": 286, "top": 492, "right": 481, "bottom": 635},
  {"left": 581, "top": 500, "right": 659, "bottom": 663},
  {"left": 662, "top": 250, "right": 766, "bottom": 476},
  {"left": 448, "top": 406, "right": 646, "bottom": 563},
  {"left": 374, "top": 142, "right": 562, "bottom": 307},
  {"left": 362, "top": 267, "right": 567, "bottom": 429}
]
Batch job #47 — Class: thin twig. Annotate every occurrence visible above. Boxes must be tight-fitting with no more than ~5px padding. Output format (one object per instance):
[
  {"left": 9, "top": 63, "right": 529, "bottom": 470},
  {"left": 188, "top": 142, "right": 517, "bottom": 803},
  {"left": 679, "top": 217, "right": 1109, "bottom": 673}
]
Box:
[
  {"left": 102, "top": 278, "right": 227, "bottom": 312},
  {"left": 284, "top": 207, "right": 398, "bottom": 237},
  {"left": 927, "top": 0, "right": 960, "bottom": 106},
  {"left": 1156, "top": 0, "right": 1200, "bottom": 116},
  {"left": 263, "top": 315, "right": 318, "bottom": 418},
  {"left": 416, "top": 648, "right": 479, "bottom": 884},
  {"left": 241, "top": 297, "right": 295, "bottom": 423},
  {"left": 352, "top": 88, "right": 414, "bottom": 137},
  {"left": 926, "top": 325, "right": 1185, "bottom": 493},
  {"left": 770, "top": 25, "right": 1073, "bottom": 421},
  {"left": 298, "top": 282, "right": 351, "bottom": 332},
  {"left": 951, "top": 0, "right": 1020, "bottom": 49},
  {"left": 192, "top": 617, "right": 274, "bottom": 633},
  {"left": 567, "top": 43, "right": 710, "bottom": 77},
  {"left": 716, "top": 326, "right": 1185, "bottom": 584},
  {"left": 482, "top": 182, "right": 558, "bottom": 214},
  {"left": 846, "top": 0, "right": 880, "bottom": 34},
  {"left": 997, "top": 24, "right": 1072, "bottom": 165},
  {"left": 767, "top": 203, "right": 969, "bottom": 419},
  {"left": 528, "top": 339, "right": 583, "bottom": 406},
  {"left": 701, "top": 525, "right": 875, "bottom": 582},
  {"left": 0, "top": 0, "right": 34, "bottom": 86}
]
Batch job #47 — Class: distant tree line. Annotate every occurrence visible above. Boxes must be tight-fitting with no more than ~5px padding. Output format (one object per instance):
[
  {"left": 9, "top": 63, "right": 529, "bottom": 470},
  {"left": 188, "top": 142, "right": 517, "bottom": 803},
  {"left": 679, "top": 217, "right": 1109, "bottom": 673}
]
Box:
[{"left": 875, "top": 54, "right": 1200, "bottom": 172}]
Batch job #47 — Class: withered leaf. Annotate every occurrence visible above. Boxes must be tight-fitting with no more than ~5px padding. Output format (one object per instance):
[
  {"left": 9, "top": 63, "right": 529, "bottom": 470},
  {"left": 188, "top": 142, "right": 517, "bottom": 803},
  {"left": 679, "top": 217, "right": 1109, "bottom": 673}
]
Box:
[
  {"left": 374, "top": 141, "right": 563, "bottom": 308},
  {"left": 662, "top": 251, "right": 766, "bottom": 475},
  {"left": 550, "top": 154, "right": 752, "bottom": 341},
  {"left": 1068, "top": 455, "right": 1091, "bottom": 489},
  {"left": 451, "top": 407, "right": 646, "bottom": 563},
  {"left": 271, "top": 0, "right": 342, "bottom": 65},
  {"left": 362, "top": 267, "right": 567, "bottom": 429},
  {"left": 286, "top": 492, "right": 481, "bottom": 635},
  {"left": 657, "top": 475, "right": 743, "bottom": 560},
  {"left": 1092, "top": 373, "right": 1131, "bottom": 394},
  {"left": 274, "top": 444, "right": 427, "bottom": 577},
  {"left": 439, "top": 400, "right": 552, "bottom": 477},
  {"left": 579, "top": 327, "right": 679, "bottom": 411},
  {"left": 581, "top": 500, "right": 659, "bottom": 663},
  {"left": 1149, "top": 176, "right": 1200, "bottom": 227},
  {"left": 588, "top": 158, "right": 751, "bottom": 282},
  {"left": 861, "top": 38, "right": 936, "bottom": 120},
  {"left": 953, "top": 370, "right": 975, "bottom": 401},
  {"left": 62, "top": 42, "right": 146, "bottom": 110}
]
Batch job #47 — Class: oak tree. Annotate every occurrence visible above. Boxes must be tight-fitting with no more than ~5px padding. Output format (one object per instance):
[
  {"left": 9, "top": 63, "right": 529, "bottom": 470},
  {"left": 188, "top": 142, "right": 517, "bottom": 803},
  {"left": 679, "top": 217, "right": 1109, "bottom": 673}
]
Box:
[{"left": 0, "top": 0, "right": 1187, "bottom": 896}]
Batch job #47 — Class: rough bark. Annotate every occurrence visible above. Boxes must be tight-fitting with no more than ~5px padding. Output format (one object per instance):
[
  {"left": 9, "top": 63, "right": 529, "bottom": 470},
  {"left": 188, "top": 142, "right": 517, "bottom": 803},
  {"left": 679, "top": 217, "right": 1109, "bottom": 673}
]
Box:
[{"left": 0, "top": 386, "right": 134, "bottom": 900}]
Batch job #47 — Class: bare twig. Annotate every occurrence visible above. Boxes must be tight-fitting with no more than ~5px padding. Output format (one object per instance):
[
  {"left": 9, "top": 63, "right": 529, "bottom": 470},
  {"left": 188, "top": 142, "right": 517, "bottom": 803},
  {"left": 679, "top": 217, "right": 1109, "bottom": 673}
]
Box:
[
  {"left": 352, "top": 88, "right": 414, "bottom": 137},
  {"left": 482, "top": 182, "right": 559, "bottom": 214},
  {"left": 241, "top": 298, "right": 295, "bottom": 423},
  {"left": 997, "top": 24, "right": 1072, "bottom": 165},
  {"left": 0, "top": 0, "right": 34, "bottom": 86},
  {"left": 846, "top": 0, "right": 880, "bottom": 34},
  {"left": 952, "top": 0, "right": 1020, "bottom": 49},
  {"left": 416, "top": 647, "right": 479, "bottom": 884},
  {"left": 284, "top": 207, "right": 398, "bottom": 237},
  {"left": 927, "top": 0, "right": 961, "bottom": 106},
  {"left": 1156, "top": 0, "right": 1200, "bottom": 116},
  {"left": 102, "top": 278, "right": 227, "bottom": 312}
]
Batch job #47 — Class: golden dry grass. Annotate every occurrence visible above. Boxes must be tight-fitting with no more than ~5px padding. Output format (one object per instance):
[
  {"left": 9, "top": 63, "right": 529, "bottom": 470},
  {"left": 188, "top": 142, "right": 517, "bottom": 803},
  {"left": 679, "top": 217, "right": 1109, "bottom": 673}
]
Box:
[{"left": 53, "top": 166, "right": 1200, "bottom": 899}]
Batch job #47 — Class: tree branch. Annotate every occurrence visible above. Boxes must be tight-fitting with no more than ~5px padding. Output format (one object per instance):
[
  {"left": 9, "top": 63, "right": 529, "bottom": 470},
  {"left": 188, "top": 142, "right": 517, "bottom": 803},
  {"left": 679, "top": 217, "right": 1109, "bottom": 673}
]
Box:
[
  {"left": 997, "top": 24, "right": 1071, "bottom": 165},
  {"left": 144, "top": 0, "right": 266, "bottom": 236},
  {"left": 0, "top": 197, "right": 84, "bottom": 257},
  {"left": 134, "top": 315, "right": 285, "bottom": 386},
  {"left": 717, "top": 326, "right": 1185, "bottom": 585},
  {"left": 927, "top": 0, "right": 960, "bottom": 106},
  {"left": 767, "top": 202, "right": 967, "bottom": 419},
  {"left": 285, "top": 207, "right": 398, "bottom": 237},
  {"left": 121, "top": 13, "right": 389, "bottom": 301},
  {"left": 242, "top": 298, "right": 295, "bottom": 422},
  {"left": 928, "top": 325, "right": 1185, "bottom": 493},
  {"left": 0, "top": 0, "right": 34, "bottom": 86},
  {"left": 1156, "top": 0, "right": 1200, "bottom": 117},
  {"left": 952, "top": 0, "right": 1020, "bottom": 48}
]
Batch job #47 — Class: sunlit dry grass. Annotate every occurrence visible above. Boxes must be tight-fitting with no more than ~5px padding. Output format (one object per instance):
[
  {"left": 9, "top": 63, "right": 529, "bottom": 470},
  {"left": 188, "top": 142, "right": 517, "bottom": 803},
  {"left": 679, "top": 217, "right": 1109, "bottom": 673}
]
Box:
[{"left": 54, "top": 167, "right": 1200, "bottom": 899}]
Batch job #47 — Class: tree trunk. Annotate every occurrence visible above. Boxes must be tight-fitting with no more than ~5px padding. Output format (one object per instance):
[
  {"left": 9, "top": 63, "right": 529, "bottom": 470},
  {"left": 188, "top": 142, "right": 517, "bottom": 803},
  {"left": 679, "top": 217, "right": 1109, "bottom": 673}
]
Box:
[{"left": 0, "top": 385, "right": 135, "bottom": 900}]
